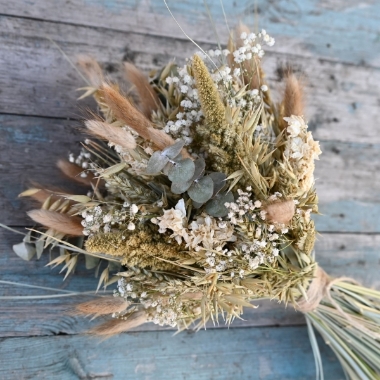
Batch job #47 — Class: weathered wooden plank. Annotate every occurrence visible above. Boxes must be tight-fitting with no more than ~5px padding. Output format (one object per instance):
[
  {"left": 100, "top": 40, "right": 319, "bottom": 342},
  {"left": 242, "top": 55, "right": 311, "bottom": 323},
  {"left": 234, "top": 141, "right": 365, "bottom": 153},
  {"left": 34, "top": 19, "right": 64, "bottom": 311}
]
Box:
[
  {"left": 0, "top": 16, "right": 379, "bottom": 144},
  {"left": 0, "top": 115, "right": 89, "bottom": 226},
  {"left": 1, "top": 0, "right": 380, "bottom": 66},
  {"left": 1, "top": 227, "right": 379, "bottom": 337},
  {"left": 1, "top": 115, "right": 380, "bottom": 232},
  {"left": 0, "top": 327, "right": 345, "bottom": 379}
]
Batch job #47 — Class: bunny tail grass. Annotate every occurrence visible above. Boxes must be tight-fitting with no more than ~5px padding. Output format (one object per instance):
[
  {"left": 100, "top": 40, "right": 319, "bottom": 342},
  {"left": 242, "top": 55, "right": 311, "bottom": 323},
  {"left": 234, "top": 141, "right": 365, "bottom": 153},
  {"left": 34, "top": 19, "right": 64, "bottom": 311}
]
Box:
[
  {"left": 28, "top": 209, "right": 83, "bottom": 236},
  {"left": 57, "top": 159, "right": 95, "bottom": 186},
  {"left": 77, "top": 56, "right": 104, "bottom": 88},
  {"left": 85, "top": 120, "right": 137, "bottom": 150},
  {"left": 124, "top": 62, "right": 160, "bottom": 119},
  {"left": 280, "top": 73, "right": 304, "bottom": 129},
  {"left": 73, "top": 297, "right": 128, "bottom": 317},
  {"left": 87, "top": 310, "right": 147, "bottom": 337}
]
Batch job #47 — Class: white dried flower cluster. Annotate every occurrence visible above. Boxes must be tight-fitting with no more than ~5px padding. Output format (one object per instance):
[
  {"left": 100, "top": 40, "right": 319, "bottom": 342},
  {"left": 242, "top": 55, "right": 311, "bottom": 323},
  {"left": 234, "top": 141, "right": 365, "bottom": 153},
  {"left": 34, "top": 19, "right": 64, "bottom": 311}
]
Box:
[
  {"left": 117, "top": 277, "right": 194, "bottom": 328},
  {"left": 232, "top": 29, "right": 275, "bottom": 64},
  {"left": 225, "top": 188, "right": 288, "bottom": 272},
  {"left": 81, "top": 203, "right": 139, "bottom": 235},
  {"left": 227, "top": 87, "right": 264, "bottom": 110},
  {"left": 225, "top": 187, "right": 263, "bottom": 224},
  {"left": 152, "top": 200, "right": 237, "bottom": 274},
  {"left": 186, "top": 214, "right": 236, "bottom": 273},
  {"left": 164, "top": 67, "right": 203, "bottom": 145},
  {"left": 68, "top": 148, "right": 91, "bottom": 177},
  {"left": 283, "top": 115, "right": 322, "bottom": 193},
  {"left": 144, "top": 295, "right": 182, "bottom": 327}
]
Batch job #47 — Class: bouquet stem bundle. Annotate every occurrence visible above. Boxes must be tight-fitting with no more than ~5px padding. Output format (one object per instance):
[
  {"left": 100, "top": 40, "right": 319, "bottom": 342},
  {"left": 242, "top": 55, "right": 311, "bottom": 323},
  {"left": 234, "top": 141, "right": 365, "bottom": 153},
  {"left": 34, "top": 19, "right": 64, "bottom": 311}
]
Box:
[{"left": 304, "top": 274, "right": 380, "bottom": 379}]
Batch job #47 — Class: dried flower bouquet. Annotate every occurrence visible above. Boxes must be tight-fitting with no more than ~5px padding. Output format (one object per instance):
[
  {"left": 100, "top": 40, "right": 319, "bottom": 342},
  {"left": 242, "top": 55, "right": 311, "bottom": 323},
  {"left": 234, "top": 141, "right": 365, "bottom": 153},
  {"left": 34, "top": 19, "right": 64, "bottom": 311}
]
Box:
[{"left": 11, "top": 25, "right": 380, "bottom": 379}]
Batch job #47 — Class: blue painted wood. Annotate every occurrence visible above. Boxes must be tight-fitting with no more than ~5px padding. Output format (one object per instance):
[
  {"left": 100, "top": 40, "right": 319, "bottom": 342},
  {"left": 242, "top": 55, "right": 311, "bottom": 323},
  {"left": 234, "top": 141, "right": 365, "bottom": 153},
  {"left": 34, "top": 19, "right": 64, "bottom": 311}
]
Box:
[
  {"left": 2, "top": 0, "right": 380, "bottom": 66},
  {"left": 0, "top": 326, "right": 345, "bottom": 379}
]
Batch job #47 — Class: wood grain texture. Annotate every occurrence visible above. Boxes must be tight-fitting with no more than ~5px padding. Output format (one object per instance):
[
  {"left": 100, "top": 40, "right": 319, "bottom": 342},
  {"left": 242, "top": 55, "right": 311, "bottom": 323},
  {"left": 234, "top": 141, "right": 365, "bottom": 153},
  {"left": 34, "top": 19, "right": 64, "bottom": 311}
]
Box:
[
  {"left": 1, "top": 0, "right": 380, "bottom": 66},
  {"left": 0, "top": 327, "right": 345, "bottom": 379},
  {"left": 0, "top": 16, "right": 379, "bottom": 144}
]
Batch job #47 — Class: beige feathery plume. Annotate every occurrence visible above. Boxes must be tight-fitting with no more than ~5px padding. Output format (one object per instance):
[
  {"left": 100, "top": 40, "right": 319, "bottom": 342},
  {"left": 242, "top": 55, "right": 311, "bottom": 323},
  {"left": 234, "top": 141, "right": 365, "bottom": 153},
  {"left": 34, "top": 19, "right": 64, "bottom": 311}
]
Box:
[
  {"left": 88, "top": 310, "right": 147, "bottom": 336},
  {"left": 282, "top": 73, "right": 304, "bottom": 119},
  {"left": 124, "top": 62, "right": 160, "bottom": 119},
  {"left": 77, "top": 56, "right": 104, "bottom": 88},
  {"left": 264, "top": 199, "right": 295, "bottom": 225},
  {"left": 28, "top": 209, "right": 83, "bottom": 236},
  {"left": 101, "top": 84, "right": 191, "bottom": 158},
  {"left": 73, "top": 297, "right": 128, "bottom": 317},
  {"left": 57, "top": 159, "right": 95, "bottom": 186},
  {"left": 85, "top": 120, "right": 137, "bottom": 150}
]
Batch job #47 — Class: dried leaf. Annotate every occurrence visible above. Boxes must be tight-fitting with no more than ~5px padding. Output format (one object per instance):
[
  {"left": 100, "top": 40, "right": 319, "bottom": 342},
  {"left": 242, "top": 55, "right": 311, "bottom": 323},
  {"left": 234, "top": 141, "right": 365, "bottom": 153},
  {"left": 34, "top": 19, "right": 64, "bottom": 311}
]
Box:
[
  {"left": 187, "top": 176, "right": 214, "bottom": 204},
  {"left": 13, "top": 242, "right": 36, "bottom": 261},
  {"left": 168, "top": 158, "right": 195, "bottom": 183}
]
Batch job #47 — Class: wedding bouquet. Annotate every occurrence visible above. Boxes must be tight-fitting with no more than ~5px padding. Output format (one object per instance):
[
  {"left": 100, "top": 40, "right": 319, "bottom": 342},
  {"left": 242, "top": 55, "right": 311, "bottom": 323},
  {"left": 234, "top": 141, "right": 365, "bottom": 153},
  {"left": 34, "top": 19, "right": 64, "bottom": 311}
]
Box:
[{"left": 12, "top": 24, "right": 380, "bottom": 379}]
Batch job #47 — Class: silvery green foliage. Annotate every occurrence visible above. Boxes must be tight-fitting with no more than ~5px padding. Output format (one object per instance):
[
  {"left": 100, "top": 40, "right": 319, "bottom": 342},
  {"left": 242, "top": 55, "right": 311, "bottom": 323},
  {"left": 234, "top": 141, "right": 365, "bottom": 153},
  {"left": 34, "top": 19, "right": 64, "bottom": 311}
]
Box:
[
  {"left": 146, "top": 140, "right": 185, "bottom": 175},
  {"left": 168, "top": 159, "right": 195, "bottom": 183},
  {"left": 146, "top": 151, "right": 170, "bottom": 174},
  {"left": 169, "top": 157, "right": 206, "bottom": 194},
  {"left": 208, "top": 172, "right": 227, "bottom": 196},
  {"left": 205, "top": 191, "right": 234, "bottom": 217},
  {"left": 145, "top": 141, "right": 233, "bottom": 211},
  {"left": 187, "top": 176, "right": 214, "bottom": 203}
]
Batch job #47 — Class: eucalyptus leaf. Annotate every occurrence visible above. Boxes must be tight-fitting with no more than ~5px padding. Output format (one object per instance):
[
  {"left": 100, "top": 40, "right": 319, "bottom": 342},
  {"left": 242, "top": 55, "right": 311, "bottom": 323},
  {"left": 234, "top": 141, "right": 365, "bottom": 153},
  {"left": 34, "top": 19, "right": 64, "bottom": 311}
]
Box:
[
  {"left": 171, "top": 180, "right": 193, "bottom": 194},
  {"left": 35, "top": 239, "right": 45, "bottom": 259},
  {"left": 13, "top": 242, "right": 36, "bottom": 261},
  {"left": 162, "top": 161, "right": 173, "bottom": 176},
  {"left": 209, "top": 172, "right": 227, "bottom": 195},
  {"left": 168, "top": 159, "right": 195, "bottom": 183},
  {"left": 146, "top": 151, "right": 169, "bottom": 174},
  {"left": 187, "top": 176, "right": 214, "bottom": 203},
  {"left": 23, "top": 230, "right": 33, "bottom": 244},
  {"left": 205, "top": 192, "right": 234, "bottom": 217},
  {"left": 162, "top": 140, "right": 185, "bottom": 159},
  {"left": 191, "top": 157, "right": 206, "bottom": 181},
  {"left": 192, "top": 200, "right": 204, "bottom": 209}
]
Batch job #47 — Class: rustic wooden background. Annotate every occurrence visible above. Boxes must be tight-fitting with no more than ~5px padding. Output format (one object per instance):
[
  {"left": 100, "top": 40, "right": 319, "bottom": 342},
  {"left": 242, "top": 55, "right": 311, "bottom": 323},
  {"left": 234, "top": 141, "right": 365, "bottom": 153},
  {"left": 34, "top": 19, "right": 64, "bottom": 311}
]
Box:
[{"left": 1, "top": 1, "right": 380, "bottom": 379}]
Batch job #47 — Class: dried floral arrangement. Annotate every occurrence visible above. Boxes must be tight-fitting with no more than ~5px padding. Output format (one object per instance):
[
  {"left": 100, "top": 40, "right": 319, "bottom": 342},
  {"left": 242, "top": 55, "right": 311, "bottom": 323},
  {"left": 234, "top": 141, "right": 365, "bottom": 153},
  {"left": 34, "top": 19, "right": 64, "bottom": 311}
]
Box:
[{"left": 7, "top": 23, "right": 380, "bottom": 379}]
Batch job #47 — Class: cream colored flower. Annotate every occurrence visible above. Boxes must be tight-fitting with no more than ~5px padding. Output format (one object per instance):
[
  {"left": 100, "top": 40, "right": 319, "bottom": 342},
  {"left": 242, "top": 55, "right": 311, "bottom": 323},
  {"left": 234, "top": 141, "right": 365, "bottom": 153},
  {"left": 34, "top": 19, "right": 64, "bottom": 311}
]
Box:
[
  {"left": 187, "top": 214, "right": 236, "bottom": 252},
  {"left": 152, "top": 199, "right": 188, "bottom": 244},
  {"left": 283, "top": 115, "right": 321, "bottom": 193}
]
